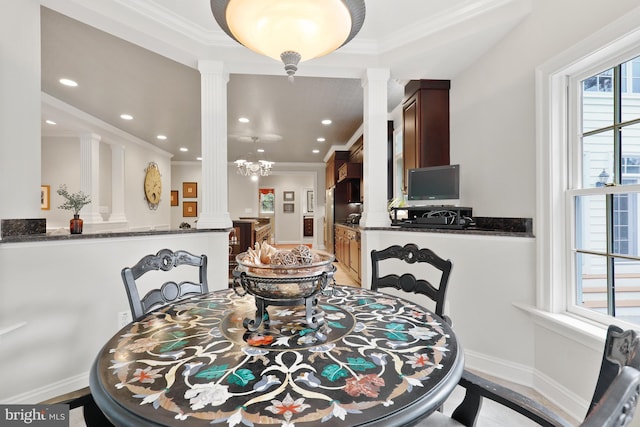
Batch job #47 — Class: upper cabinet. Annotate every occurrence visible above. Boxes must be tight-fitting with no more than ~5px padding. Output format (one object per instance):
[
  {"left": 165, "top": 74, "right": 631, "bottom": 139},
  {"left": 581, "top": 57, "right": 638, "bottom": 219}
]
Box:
[
  {"left": 402, "top": 80, "right": 450, "bottom": 191},
  {"left": 326, "top": 151, "right": 350, "bottom": 189}
]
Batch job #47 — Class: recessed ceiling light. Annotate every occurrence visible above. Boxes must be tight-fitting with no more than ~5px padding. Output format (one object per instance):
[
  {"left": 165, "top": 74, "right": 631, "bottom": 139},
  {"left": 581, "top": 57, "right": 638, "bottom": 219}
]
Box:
[
  {"left": 197, "top": 156, "right": 203, "bottom": 161},
  {"left": 317, "top": 137, "right": 326, "bottom": 142},
  {"left": 321, "top": 119, "right": 332, "bottom": 125},
  {"left": 238, "top": 117, "right": 250, "bottom": 123},
  {"left": 156, "top": 135, "right": 167, "bottom": 140},
  {"left": 45, "top": 119, "right": 56, "bottom": 125},
  {"left": 180, "top": 147, "right": 188, "bottom": 152},
  {"left": 257, "top": 148, "right": 265, "bottom": 153},
  {"left": 120, "top": 114, "right": 133, "bottom": 120},
  {"left": 59, "top": 78, "right": 78, "bottom": 87},
  {"left": 312, "top": 149, "right": 320, "bottom": 154}
]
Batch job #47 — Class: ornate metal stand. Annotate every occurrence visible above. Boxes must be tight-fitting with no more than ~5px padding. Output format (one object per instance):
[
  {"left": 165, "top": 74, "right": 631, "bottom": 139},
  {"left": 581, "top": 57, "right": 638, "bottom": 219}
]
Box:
[{"left": 232, "top": 267, "right": 335, "bottom": 333}]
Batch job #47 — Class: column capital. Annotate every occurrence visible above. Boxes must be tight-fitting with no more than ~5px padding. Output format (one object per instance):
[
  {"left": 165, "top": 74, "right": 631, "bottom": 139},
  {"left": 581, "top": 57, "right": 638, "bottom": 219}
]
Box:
[
  {"left": 362, "top": 68, "right": 390, "bottom": 86},
  {"left": 198, "top": 60, "right": 229, "bottom": 80}
]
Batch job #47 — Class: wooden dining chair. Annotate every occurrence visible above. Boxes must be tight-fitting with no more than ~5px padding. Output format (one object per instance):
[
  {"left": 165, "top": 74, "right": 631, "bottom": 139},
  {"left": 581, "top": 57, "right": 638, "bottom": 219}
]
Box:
[
  {"left": 370, "top": 243, "right": 453, "bottom": 323},
  {"left": 421, "top": 325, "right": 640, "bottom": 427},
  {"left": 121, "top": 248, "right": 209, "bottom": 321}
]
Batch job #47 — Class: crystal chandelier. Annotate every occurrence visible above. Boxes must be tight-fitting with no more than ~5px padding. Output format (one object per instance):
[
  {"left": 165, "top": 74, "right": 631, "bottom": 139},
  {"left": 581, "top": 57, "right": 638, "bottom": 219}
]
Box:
[
  {"left": 210, "top": 0, "right": 366, "bottom": 81},
  {"left": 235, "top": 159, "right": 274, "bottom": 177}
]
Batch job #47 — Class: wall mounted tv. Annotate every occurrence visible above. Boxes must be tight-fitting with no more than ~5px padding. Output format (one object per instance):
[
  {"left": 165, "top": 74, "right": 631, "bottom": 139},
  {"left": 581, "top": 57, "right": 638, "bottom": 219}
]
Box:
[{"left": 407, "top": 164, "right": 460, "bottom": 206}]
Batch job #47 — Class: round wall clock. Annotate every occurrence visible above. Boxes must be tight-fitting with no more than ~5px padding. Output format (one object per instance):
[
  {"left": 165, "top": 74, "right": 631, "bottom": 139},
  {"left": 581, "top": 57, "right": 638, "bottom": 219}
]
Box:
[{"left": 144, "top": 162, "right": 162, "bottom": 210}]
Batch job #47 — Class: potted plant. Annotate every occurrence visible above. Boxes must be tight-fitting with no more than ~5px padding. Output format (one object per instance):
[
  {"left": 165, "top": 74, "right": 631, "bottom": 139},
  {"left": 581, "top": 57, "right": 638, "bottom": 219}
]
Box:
[{"left": 57, "top": 184, "right": 91, "bottom": 234}]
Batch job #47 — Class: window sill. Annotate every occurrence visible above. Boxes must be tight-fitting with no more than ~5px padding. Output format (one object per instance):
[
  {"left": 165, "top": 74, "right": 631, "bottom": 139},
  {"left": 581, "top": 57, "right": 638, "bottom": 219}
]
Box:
[{"left": 513, "top": 302, "right": 607, "bottom": 353}]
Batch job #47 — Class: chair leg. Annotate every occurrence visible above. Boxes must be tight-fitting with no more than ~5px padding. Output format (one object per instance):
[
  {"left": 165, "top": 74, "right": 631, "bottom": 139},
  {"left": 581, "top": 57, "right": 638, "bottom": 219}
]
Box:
[
  {"left": 82, "top": 396, "right": 114, "bottom": 427},
  {"left": 450, "top": 390, "right": 482, "bottom": 427}
]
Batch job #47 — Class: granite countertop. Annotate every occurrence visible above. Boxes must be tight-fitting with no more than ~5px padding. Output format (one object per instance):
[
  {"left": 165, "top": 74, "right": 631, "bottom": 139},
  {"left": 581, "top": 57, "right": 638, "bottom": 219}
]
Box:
[{"left": 0, "top": 227, "right": 231, "bottom": 244}]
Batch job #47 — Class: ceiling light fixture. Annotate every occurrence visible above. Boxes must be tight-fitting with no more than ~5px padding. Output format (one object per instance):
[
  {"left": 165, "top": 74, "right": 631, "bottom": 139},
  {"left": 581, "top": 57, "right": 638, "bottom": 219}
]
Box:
[
  {"left": 120, "top": 114, "right": 133, "bottom": 120},
  {"left": 321, "top": 119, "right": 332, "bottom": 125},
  {"left": 238, "top": 117, "right": 250, "bottom": 123},
  {"left": 157, "top": 135, "right": 167, "bottom": 140},
  {"left": 235, "top": 137, "right": 274, "bottom": 177},
  {"left": 317, "top": 137, "right": 326, "bottom": 142},
  {"left": 210, "top": 0, "right": 365, "bottom": 81},
  {"left": 45, "top": 120, "right": 57, "bottom": 125},
  {"left": 59, "top": 78, "right": 78, "bottom": 87}
]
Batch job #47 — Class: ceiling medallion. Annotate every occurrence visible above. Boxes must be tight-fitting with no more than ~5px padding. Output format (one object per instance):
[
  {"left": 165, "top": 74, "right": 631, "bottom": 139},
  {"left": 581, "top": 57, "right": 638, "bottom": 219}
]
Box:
[{"left": 210, "top": 0, "right": 366, "bottom": 81}]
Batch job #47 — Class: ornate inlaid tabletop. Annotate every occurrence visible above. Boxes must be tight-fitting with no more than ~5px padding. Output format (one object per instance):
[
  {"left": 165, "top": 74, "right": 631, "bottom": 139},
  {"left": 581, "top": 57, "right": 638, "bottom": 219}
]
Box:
[{"left": 90, "top": 285, "right": 464, "bottom": 427}]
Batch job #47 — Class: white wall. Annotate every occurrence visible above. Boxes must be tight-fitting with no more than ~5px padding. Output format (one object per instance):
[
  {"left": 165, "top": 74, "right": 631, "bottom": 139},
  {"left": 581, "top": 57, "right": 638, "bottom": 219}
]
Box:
[
  {"left": 441, "top": 0, "right": 640, "bottom": 421},
  {"left": 171, "top": 162, "right": 202, "bottom": 229},
  {"left": 0, "top": 231, "right": 230, "bottom": 403},
  {"left": 41, "top": 124, "right": 173, "bottom": 233}
]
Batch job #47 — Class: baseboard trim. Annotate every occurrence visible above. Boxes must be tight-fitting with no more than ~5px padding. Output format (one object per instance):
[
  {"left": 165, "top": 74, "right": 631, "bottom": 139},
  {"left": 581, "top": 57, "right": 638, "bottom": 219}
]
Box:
[
  {"left": 465, "top": 349, "right": 584, "bottom": 423},
  {"left": 3, "top": 372, "right": 89, "bottom": 404}
]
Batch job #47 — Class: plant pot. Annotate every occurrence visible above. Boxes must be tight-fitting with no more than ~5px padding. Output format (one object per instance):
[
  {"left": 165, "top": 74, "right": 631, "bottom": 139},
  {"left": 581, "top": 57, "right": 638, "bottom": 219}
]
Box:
[{"left": 70, "top": 214, "right": 83, "bottom": 234}]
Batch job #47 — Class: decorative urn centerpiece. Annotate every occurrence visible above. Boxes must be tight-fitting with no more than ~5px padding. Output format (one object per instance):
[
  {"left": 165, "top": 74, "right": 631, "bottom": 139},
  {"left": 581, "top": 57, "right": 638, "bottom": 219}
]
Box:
[
  {"left": 233, "top": 242, "right": 335, "bottom": 334},
  {"left": 57, "top": 184, "right": 91, "bottom": 234}
]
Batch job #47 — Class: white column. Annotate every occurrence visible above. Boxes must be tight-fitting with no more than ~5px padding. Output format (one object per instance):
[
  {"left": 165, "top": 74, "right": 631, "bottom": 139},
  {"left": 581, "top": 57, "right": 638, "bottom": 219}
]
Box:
[
  {"left": 80, "top": 133, "right": 103, "bottom": 223},
  {"left": 196, "top": 60, "right": 232, "bottom": 229},
  {"left": 360, "top": 68, "right": 391, "bottom": 227},
  {"left": 0, "top": 0, "right": 41, "bottom": 230},
  {"left": 110, "top": 144, "right": 127, "bottom": 222}
]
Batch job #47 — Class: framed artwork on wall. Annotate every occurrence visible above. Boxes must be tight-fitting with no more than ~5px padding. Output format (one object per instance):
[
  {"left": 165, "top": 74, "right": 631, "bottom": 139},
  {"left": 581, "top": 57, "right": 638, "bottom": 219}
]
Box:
[
  {"left": 283, "top": 203, "right": 294, "bottom": 213},
  {"left": 183, "top": 201, "right": 197, "bottom": 217},
  {"left": 306, "top": 190, "right": 314, "bottom": 213},
  {"left": 283, "top": 191, "right": 295, "bottom": 201},
  {"left": 183, "top": 182, "right": 197, "bottom": 198},
  {"left": 259, "top": 188, "right": 275, "bottom": 214},
  {"left": 170, "top": 190, "right": 179, "bottom": 206},
  {"left": 40, "top": 185, "right": 50, "bottom": 210}
]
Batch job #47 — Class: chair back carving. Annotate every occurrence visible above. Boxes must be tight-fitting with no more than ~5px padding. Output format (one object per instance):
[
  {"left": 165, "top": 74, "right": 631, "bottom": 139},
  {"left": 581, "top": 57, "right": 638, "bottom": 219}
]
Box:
[
  {"left": 589, "top": 325, "right": 640, "bottom": 416},
  {"left": 370, "top": 244, "right": 452, "bottom": 321},
  {"left": 581, "top": 366, "right": 640, "bottom": 427},
  {"left": 121, "top": 249, "right": 208, "bottom": 321}
]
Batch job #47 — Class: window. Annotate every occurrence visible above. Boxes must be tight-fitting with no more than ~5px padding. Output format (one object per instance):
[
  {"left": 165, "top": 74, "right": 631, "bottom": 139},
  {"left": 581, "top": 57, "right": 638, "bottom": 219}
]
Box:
[{"left": 571, "top": 56, "right": 640, "bottom": 325}]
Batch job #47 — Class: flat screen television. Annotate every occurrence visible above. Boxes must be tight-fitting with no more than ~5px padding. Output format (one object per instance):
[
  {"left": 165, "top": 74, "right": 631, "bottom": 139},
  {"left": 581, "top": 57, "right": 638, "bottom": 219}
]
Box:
[{"left": 407, "top": 164, "right": 460, "bottom": 206}]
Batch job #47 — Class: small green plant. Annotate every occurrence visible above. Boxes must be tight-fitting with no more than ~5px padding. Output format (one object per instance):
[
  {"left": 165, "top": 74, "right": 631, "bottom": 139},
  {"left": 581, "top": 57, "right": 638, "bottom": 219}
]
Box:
[{"left": 57, "top": 184, "right": 91, "bottom": 215}]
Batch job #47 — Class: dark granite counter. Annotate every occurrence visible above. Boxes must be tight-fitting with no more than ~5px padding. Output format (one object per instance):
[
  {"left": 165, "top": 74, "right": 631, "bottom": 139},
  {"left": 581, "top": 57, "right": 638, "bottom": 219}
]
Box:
[
  {"left": 365, "top": 217, "right": 534, "bottom": 238},
  {"left": 0, "top": 227, "right": 231, "bottom": 244}
]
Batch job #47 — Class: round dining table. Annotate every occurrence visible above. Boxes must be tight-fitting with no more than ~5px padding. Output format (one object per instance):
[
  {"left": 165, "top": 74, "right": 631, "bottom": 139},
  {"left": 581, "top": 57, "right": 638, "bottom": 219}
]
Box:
[{"left": 90, "top": 285, "right": 464, "bottom": 426}]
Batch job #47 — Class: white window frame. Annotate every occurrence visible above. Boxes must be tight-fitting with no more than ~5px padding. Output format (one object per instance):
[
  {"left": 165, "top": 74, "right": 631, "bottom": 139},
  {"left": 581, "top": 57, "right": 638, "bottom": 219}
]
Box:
[{"left": 536, "top": 9, "right": 640, "bottom": 328}]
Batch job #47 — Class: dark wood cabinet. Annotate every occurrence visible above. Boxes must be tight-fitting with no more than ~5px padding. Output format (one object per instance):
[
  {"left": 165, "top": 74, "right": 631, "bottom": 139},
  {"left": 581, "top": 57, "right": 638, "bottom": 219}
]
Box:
[
  {"left": 402, "top": 79, "right": 450, "bottom": 191},
  {"left": 326, "top": 151, "right": 350, "bottom": 189}
]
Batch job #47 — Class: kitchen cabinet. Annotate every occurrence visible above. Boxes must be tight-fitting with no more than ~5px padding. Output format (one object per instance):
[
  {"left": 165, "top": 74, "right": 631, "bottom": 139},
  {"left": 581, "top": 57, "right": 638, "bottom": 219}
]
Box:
[
  {"left": 337, "top": 162, "right": 362, "bottom": 182},
  {"left": 334, "top": 224, "right": 361, "bottom": 284},
  {"left": 326, "top": 151, "right": 350, "bottom": 189},
  {"left": 402, "top": 79, "right": 450, "bottom": 191}
]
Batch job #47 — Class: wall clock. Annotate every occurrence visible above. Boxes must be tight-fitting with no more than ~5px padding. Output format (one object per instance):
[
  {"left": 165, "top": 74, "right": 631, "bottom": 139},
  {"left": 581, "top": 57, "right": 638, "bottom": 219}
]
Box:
[{"left": 144, "top": 162, "right": 162, "bottom": 210}]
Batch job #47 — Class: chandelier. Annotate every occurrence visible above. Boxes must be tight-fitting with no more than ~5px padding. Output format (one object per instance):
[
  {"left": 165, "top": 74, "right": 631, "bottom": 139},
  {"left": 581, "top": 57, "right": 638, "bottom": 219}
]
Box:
[
  {"left": 210, "top": 0, "right": 366, "bottom": 81},
  {"left": 235, "top": 159, "right": 274, "bottom": 177}
]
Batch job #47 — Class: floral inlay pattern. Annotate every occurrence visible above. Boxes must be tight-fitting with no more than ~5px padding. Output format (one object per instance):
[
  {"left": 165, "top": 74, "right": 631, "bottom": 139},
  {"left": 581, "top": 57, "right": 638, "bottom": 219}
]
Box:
[{"left": 97, "top": 286, "right": 459, "bottom": 426}]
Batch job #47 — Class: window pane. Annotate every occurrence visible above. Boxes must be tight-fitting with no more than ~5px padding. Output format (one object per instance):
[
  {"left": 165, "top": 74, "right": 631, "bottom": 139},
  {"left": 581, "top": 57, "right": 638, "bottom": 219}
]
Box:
[
  {"left": 621, "top": 124, "right": 640, "bottom": 183},
  {"left": 582, "top": 69, "right": 614, "bottom": 130},
  {"left": 613, "top": 191, "right": 639, "bottom": 257},
  {"left": 613, "top": 257, "right": 640, "bottom": 323},
  {"left": 581, "top": 130, "right": 614, "bottom": 188},
  {"left": 575, "top": 194, "right": 607, "bottom": 253},
  {"left": 621, "top": 62, "right": 640, "bottom": 120},
  {"left": 575, "top": 252, "right": 608, "bottom": 314}
]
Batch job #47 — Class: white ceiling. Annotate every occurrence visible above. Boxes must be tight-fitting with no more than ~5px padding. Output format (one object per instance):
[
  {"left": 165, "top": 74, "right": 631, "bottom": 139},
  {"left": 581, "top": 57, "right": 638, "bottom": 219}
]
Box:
[{"left": 39, "top": 0, "right": 531, "bottom": 164}]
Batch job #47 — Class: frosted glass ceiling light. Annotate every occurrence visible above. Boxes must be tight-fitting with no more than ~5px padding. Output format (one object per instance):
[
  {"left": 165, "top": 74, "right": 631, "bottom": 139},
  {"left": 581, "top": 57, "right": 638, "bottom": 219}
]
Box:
[{"left": 211, "top": 0, "right": 365, "bottom": 81}]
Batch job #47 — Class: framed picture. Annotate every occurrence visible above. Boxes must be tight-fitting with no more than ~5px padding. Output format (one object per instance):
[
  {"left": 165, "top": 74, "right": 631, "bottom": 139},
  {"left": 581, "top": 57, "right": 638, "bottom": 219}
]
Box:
[
  {"left": 306, "top": 190, "right": 314, "bottom": 213},
  {"left": 170, "top": 190, "right": 179, "bottom": 206},
  {"left": 283, "top": 203, "right": 294, "bottom": 213},
  {"left": 283, "top": 191, "right": 295, "bottom": 201},
  {"left": 183, "top": 182, "right": 198, "bottom": 198},
  {"left": 40, "top": 185, "right": 50, "bottom": 210},
  {"left": 183, "top": 201, "right": 197, "bottom": 217},
  {"left": 259, "top": 188, "right": 275, "bottom": 214}
]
